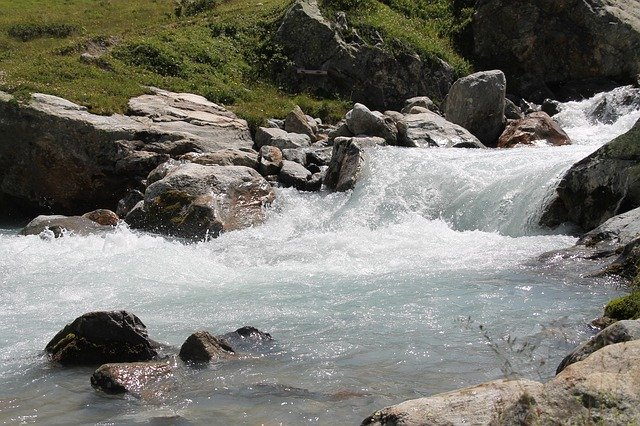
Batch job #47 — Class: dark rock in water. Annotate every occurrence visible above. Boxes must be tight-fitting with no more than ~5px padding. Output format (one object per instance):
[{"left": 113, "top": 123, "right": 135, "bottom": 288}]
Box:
[
  {"left": 179, "top": 330, "right": 234, "bottom": 363},
  {"left": 82, "top": 209, "right": 119, "bottom": 226},
  {"left": 19, "top": 215, "right": 111, "bottom": 237},
  {"left": 556, "top": 320, "right": 640, "bottom": 374},
  {"left": 45, "top": 311, "right": 157, "bottom": 365},
  {"left": 180, "top": 149, "right": 259, "bottom": 169},
  {"left": 218, "top": 326, "right": 275, "bottom": 355},
  {"left": 541, "top": 99, "right": 561, "bottom": 117},
  {"left": 445, "top": 70, "right": 506, "bottom": 146},
  {"left": 504, "top": 98, "right": 524, "bottom": 120},
  {"left": 274, "top": 0, "right": 454, "bottom": 111},
  {"left": 0, "top": 88, "right": 252, "bottom": 218},
  {"left": 586, "top": 85, "right": 640, "bottom": 125},
  {"left": 345, "top": 104, "right": 398, "bottom": 145},
  {"left": 278, "top": 160, "right": 322, "bottom": 192},
  {"left": 325, "top": 136, "right": 382, "bottom": 191},
  {"left": 473, "top": 0, "right": 640, "bottom": 98},
  {"left": 540, "top": 118, "right": 640, "bottom": 231},
  {"left": 397, "top": 111, "right": 484, "bottom": 148},
  {"left": 91, "top": 361, "right": 174, "bottom": 395},
  {"left": 126, "top": 163, "right": 275, "bottom": 240},
  {"left": 116, "top": 189, "right": 144, "bottom": 218},
  {"left": 498, "top": 112, "right": 571, "bottom": 148},
  {"left": 258, "top": 146, "right": 283, "bottom": 176}
]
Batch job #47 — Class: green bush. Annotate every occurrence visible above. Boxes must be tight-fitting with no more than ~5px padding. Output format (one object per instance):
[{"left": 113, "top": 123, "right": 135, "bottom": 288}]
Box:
[
  {"left": 175, "top": 0, "right": 219, "bottom": 17},
  {"left": 322, "top": 0, "right": 374, "bottom": 11},
  {"left": 604, "top": 292, "right": 640, "bottom": 320},
  {"left": 8, "top": 23, "right": 77, "bottom": 41},
  {"left": 113, "top": 42, "right": 184, "bottom": 77}
]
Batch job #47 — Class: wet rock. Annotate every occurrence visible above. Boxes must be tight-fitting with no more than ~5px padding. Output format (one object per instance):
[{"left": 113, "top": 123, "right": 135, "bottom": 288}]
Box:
[
  {"left": 278, "top": 160, "right": 322, "bottom": 192},
  {"left": 445, "top": 70, "right": 506, "bottom": 146},
  {"left": 540, "top": 118, "right": 640, "bottom": 231},
  {"left": 179, "top": 330, "right": 234, "bottom": 363},
  {"left": 128, "top": 163, "right": 275, "bottom": 240},
  {"left": 258, "top": 146, "right": 283, "bottom": 176},
  {"left": 274, "top": 0, "right": 455, "bottom": 111},
  {"left": 557, "top": 320, "right": 640, "bottom": 374},
  {"left": 364, "top": 340, "right": 640, "bottom": 425},
  {"left": 541, "top": 99, "right": 561, "bottom": 117},
  {"left": 498, "top": 112, "right": 571, "bottom": 148},
  {"left": 82, "top": 209, "right": 119, "bottom": 226},
  {"left": 254, "top": 127, "right": 311, "bottom": 150},
  {"left": 91, "top": 361, "right": 174, "bottom": 395},
  {"left": 325, "top": 136, "right": 382, "bottom": 191},
  {"left": 504, "top": 98, "right": 524, "bottom": 120},
  {"left": 218, "top": 326, "right": 274, "bottom": 354},
  {"left": 45, "top": 311, "right": 157, "bottom": 365},
  {"left": 345, "top": 103, "right": 397, "bottom": 145},
  {"left": 19, "top": 215, "right": 111, "bottom": 237},
  {"left": 586, "top": 85, "right": 640, "bottom": 124},
  {"left": 116, "top": 190, "right": 145, "bottom": 218},
  {"left": 397, "top": 111, "right": 484, "bottom": 148},
  {"left": 180, "top": 149, "right": 259, "bottom": 169},
  {"left": 0, "top": 88, "right": 253, "bottom": 218},
  {"left": 473, "top": 0, "right": 640, "bottom": 98},
  {"left": 284, "top": 105, "right": 317, "bottom": 141}
]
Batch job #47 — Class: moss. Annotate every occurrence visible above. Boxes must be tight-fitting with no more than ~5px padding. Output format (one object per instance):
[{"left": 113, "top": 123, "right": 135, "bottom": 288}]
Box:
[{"left": 604, "top": 292, "right": 640, "bottom": 320}]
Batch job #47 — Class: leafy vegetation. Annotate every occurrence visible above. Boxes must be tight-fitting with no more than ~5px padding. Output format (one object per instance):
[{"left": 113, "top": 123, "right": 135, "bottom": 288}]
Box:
[
  {"left": 0, "top": 0, "right": 473, "bottom": 127},
  {"left": 604, "top": 292, "right": 640, "bottom": 320}
]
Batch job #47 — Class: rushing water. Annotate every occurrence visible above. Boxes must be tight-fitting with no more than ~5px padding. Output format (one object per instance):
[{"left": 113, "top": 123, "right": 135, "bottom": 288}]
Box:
[{"left": 1, "top": 89, "right": 639, "bottom": 425}]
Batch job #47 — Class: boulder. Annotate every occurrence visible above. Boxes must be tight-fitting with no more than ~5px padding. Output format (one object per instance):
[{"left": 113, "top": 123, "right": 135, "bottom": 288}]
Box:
[
  {"left": 45, "top": 311, "right": 157, "bottom": 365},
  {"left": 444, "top": 70, "right": 506, "bottom": 146},
  {"left": 327, "top": 122, "right": 354, "bottom": 142},
  {"left": 557, "top": 320, "right": 640, "bottom": 374},
  {"left": 306, "top": 147, "right": 333, "bottom": 167},
  {"left": 325, "top": 136, "right": 382, "bottom": 191},
  {"left": 504, "top": 98, "right": 524, "bottom": 120},
  {"left": 82, "top": 209, "right": 119, "bottom": 226},
  {"left": 282, "top": 148, "right": 307, "bottom": 165},
  {"left": 278, "top": 160, "right": 322, "bottom": 191},
  {"left": 540, "top": 118, "right": 640, "bottom": 231},
  {"left": 258, "top": 145, "right": 284, "bottom": 176},
  {"left": 254, "top": 127, "right": 311, "bottom": 150},
  {"left": 284, "top": 105, "right": 317, "bottom": 141},
  {"left": 345, "top": 104, "right": 398, "bottom": 145},
  {"left": 127, "top": 163, "right": 275, "bottom": 240},
  {"left": 179, "top": 149, "right": 259, "bottom": 169},
  {"left": 586, "top": 85, "right": 640, "bottom": 125},
  {"left": 0, "top": 88, "right": 253, "bottom": 218},
  {"left": 473, "top": 0, "right": 640, "bottom": 99},
  {"left": 401, "top": 96, "right": 438, "bottom": 115},
  {"left": 274, "top": 0, "right": 455, "bottom": 111},
  {"left": 19, "top": 214, "right": 112, "bottom": 237},
  {"left": 179, "top": 330, "right": 234, "bottom": 363},
  {"left": 116, "top": 189, "right": 144, "bottom": 218},
  {"left": 398, "top": 111, "right": 485, "bottom": 148},
  {"left": 91, "top": 362, "right": 173, "bottom": 395},
  {"left": 497, "top": 112, "right": 571, "bottom": 148},
  {"left": 541, "top": 99, "right": 561, "bottom": 117},
  {"left": 364, "top": 340, "right": 640, "bottom": 425}
]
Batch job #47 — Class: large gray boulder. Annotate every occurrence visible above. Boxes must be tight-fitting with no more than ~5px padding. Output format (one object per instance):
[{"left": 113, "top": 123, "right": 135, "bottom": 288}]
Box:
[
  {"left": 444, "top": 70, "right": 506, "bottom": 146},
  {"left": 556, "top": 320, "right": 640, "bottom": 374},
  {"left": 540, "top": 118, "right": 640, "bottom": 231},
  {"left": 473, "top": 0, "right": 640, "bottom": 98},
  {"left": 397, "top": 111, "right": 484, "bottom": 148},
  {"left": 325, "top": 136, "right": 383, "bottom": 191},
  {"left": 127, "top": 163, "right": 275, "bottom": 240},
  {"left": 364, "top": 340, "right": 640, "bottom": 425},
  {"left": 345, "top": 103, "right": 398, "bottom": 145},
  {"left": 0, "top": 88, "right": 252, "bottom": 217},
  {"left": 45, "top": 311, "right": 157, "bottom": 365},
  {"left": 275, "top": 0, "right": 455, "bottom": 111}
]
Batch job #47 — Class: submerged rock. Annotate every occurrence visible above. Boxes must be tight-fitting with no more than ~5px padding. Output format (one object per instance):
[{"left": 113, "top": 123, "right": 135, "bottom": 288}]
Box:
[
  {"left": 45, "top": 311, "right": 157, "bottom": 365},
  {"left": 364, "top": 340, "right": 640, "bottom": 425},
  {"left": 179, "top": 331, "right": 234, "bottom": 363},
  {"left": 126, "top": 163, "right": 275, "bottom": 240},
  {"left": 91, "top": 361, "right": 174, "bottom": 395},
  {"left": 445, "top": 70, "right": 506, "bottom": 146},
  {"left": 540, "top": 118, "right": 640, "bottom": 231},
  {"left": 397, "top": 111, "right": 484, "bottom": 148},
  {"left": 19, "top": 214, "right": 112, "bottom": 237},
  {"left": 498, "top": 112, "right": 571, "bottom": 148},
  {"left": 0, "top": 88, "right": 252, "bottom": 218}
]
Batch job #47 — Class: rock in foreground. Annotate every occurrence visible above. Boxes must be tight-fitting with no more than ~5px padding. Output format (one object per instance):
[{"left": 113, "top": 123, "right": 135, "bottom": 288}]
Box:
[
  {"left": 179, "top": 330, "right": 234, "bottom": 363},
  {"left": 45, "top": 311, "right": 157, "bottom": 365},
  {"left": 91, "top": 362, "right": 174, "bottom": 395},
  {"left": 364, "top": 340, "right": 640, "bottom": 425}
]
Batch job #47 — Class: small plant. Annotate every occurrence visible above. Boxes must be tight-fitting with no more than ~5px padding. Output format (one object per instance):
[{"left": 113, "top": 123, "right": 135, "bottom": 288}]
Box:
[
  {"left": 8, "top": 23, "right": 78, "bottom": 42},
  {"left": 175, "top": 0, "right": 219, "bottom": 17}
]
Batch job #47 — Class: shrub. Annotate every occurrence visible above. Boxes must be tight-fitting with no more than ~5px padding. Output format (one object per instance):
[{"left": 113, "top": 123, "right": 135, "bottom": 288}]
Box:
[
  {"left": 8, "top": 23, "right": 77, "bottom": 42},
  {"left": 113, "top": 42, "right": 184, "bottom": 77},
  {"left": 175, "top": 0, "right": 219, "bottom": 17},
  {"left": 321, "top": 0, "right": 375, "bottom": 11},
  {"left": 604, "top": 292, "right": 640, "bottom": 320}
]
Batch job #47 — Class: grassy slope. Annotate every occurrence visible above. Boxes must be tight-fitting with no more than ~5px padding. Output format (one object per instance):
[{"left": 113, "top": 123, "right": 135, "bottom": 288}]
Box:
[{"left": 0, "top": 0, "right": 472, "bottom": 128}]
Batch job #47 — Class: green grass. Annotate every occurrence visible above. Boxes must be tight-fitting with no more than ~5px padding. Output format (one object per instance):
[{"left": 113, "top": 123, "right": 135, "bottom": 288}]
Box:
[
  {"left": 0, "top": 0, "right": 473, "bottom": 126},
  {"left": 604, "top": 292, "right": 640, "bottom": 320}
]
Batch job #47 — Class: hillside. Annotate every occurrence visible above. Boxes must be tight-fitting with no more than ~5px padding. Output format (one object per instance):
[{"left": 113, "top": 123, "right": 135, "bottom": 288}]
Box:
[{"left": 0, "top": 0, "right": 473, "bottom": 129}]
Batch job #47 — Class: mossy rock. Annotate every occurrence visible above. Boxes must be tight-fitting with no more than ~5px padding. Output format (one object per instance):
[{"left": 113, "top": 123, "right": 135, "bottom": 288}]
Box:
[{"left": 604, "top": 292, "right": 640, "bottom": 321}]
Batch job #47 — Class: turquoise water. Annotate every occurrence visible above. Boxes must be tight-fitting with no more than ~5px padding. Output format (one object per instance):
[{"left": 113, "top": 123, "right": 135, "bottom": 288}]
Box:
[{"left": 1, "top": 91, "right": 638, "bottom": 424}]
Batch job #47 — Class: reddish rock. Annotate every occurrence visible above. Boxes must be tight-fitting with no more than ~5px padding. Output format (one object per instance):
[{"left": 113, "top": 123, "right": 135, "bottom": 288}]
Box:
[
  {"left": 82, "top": 209, "right": 119, "bottom": 226},
  {"left": 498, "top": 112, "right": 571, "bottom": 148}
]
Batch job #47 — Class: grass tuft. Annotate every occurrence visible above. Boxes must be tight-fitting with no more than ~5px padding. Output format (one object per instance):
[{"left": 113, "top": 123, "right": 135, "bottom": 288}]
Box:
[{"left": 8, "top": 22, "right": 78, "bottom": 42}]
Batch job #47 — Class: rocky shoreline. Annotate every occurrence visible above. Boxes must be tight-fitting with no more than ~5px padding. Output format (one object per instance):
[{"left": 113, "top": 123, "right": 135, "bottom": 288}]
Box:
[{"left": 4, "top": 0, "right": 640, "bottom": 423}]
